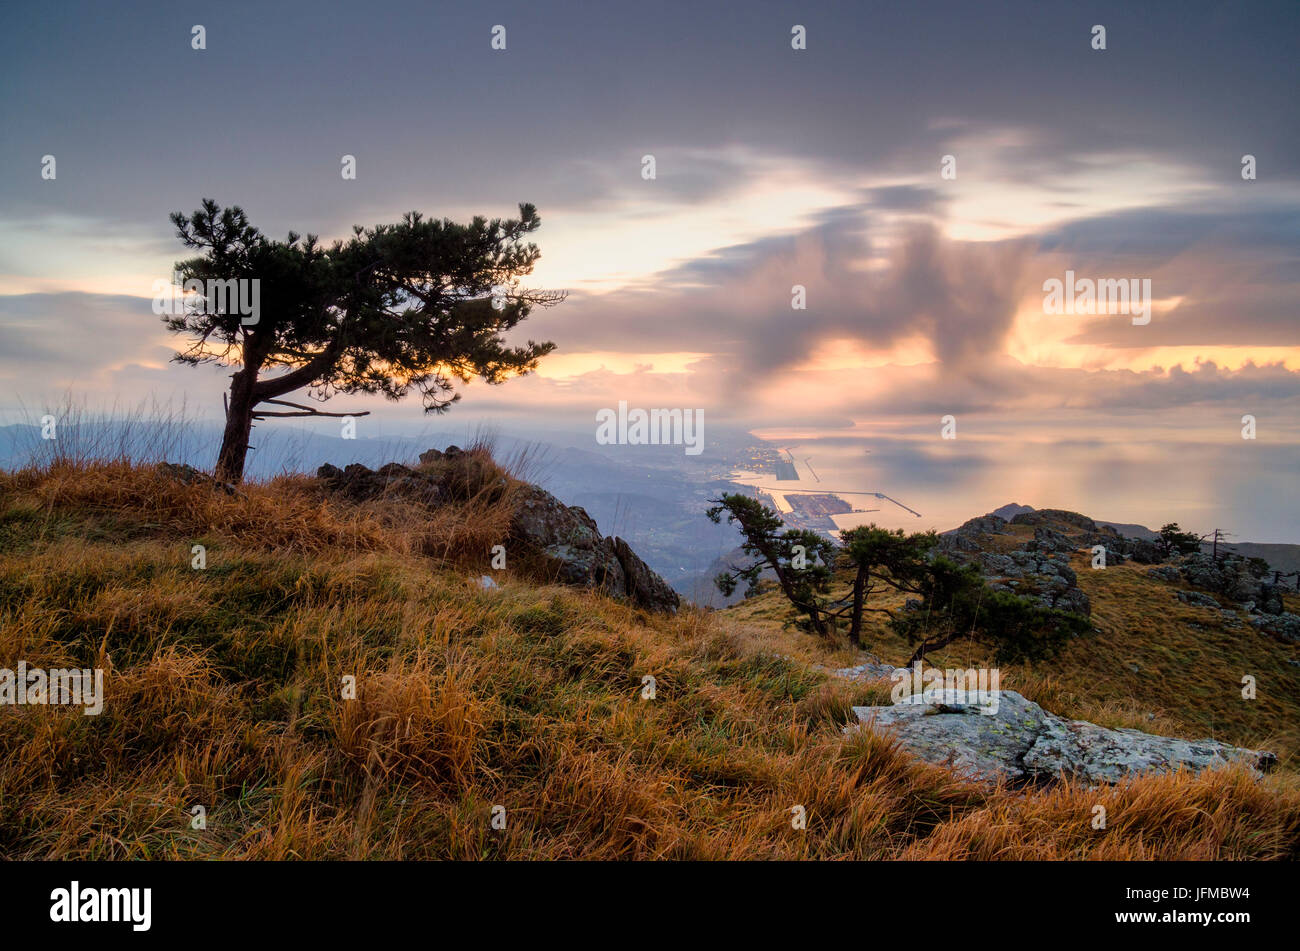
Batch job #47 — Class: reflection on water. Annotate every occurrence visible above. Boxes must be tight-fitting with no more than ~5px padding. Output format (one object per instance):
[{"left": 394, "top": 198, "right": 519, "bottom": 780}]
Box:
[{"left": 730, "top": 432, "right": 1299, "bottom": 542}]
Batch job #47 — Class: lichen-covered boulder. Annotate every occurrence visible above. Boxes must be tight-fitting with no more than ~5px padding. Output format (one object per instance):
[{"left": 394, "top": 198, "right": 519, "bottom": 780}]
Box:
[{"left": 847, "top": 687, "right": 1275, "bottom": 786}]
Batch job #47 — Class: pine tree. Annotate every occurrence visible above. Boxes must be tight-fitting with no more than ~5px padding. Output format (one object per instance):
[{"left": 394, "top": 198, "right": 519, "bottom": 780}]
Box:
[{"left": 165, "top": 200, "right": 562, "bottom": 482}]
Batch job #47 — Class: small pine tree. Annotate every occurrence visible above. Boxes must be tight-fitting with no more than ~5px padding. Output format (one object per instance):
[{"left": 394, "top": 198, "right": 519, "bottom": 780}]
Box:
[
  {"left": 1156, "top": 522, "right": 1203, "bottom": 559},
  {"left": 838, "top": 524, "right": 936, "bottom": 648},
  {"left": 892, "top": 556, "right": 1090, "bottom": 665},
  {"left": 707, "top": 493, "right": 836, "bottom": 637}
]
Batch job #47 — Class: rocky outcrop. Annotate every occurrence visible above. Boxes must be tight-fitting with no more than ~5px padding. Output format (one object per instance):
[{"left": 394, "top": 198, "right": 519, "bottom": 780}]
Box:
[
  {"left": 1250, "top": 612, "right": 1300, "bottom": 643},
  {"left": 316, "top": 455, "right": 680, "bottom": 614},
  {"left": 504, "top": 483, "right": 676, "bottom": 608},
  {"left": 612, "top": 536, "right": 681, "bottom": 616},
  {"left": 951, "top": 515, "right": 1012, "bottom": 537},
  {"left": 1146, "top": 564, "right": 1182, "bottom": 583},
  {"left": 1144, "top": 550, "right": 1281, "bottom": 617},
  {"left": 941, "top": 526, "right": 1091, "bottom": 618},
  {"left": 1125, "top": 538, "right": 1164, "bottom": 564},
  {"left": 1177, "top": 590, "right": 1221, "bottom": 609},
  {"left": 1178, "top": 552, "right": 1267, "bottom": 604},
  {"left": 987, "top": 549, "right": 1090, "bottom": 616},
  {"left": 317, "top": 462, "right": 443, "bottom": 504},
  {"left": 1257, "top": 583, "right": 1286, "bottom": 616},
  {"left": 1010, "top": 509, "right": 1099, "bottom": 532},
  {"left": 509, "top": 483, "right": 625, "bottom": 588},
  {"left": 837, "top": 663, "right": 1276, "bottom": 786},
  {"left": 510, "top": 485, "right": 679, "bottom": 613},
  {"left": 1009, "top": 511, "right": 1165, "bottom": 565}
]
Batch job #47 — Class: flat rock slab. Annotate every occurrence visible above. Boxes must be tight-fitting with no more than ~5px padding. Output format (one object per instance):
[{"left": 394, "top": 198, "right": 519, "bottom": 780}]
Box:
[
  {"left": 847, "top": 686, "right": 1275, "bottom": 786},
  {"left": 829, "top": 661, "right": 898, "bottom": 681}
]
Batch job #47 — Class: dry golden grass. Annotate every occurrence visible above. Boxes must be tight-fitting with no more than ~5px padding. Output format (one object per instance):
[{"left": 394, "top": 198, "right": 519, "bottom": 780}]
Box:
[{"left": 0, "top": 460, "right": 1297, "bottom": 860}]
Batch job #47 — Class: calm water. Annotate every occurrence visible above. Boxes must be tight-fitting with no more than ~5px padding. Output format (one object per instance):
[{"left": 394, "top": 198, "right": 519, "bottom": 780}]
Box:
[{"left": 732, "top": 425, "right": 1299, "bottom": 543}]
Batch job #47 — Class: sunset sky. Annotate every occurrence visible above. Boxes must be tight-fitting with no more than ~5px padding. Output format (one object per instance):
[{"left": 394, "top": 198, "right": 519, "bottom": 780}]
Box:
[{"left": 1, "top": 0, "right": 1297, "bottom": 536}]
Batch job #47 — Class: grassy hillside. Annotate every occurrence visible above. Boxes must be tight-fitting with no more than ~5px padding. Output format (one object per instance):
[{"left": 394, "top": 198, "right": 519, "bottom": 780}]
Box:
[{"left": 1, "top": 460, "right": 1298, "bottom": 860}]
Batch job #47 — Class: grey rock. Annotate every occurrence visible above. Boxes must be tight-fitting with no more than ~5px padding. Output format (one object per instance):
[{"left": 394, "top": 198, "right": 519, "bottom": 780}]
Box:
[
  {"left": 1027, "top": 526, "right": 1075, "bottom": 554},
  {"left": 944, "top": 528, "right": 1090, "bottom": 618},
  {"left": 1179, "top": 552, "right": 1261, "bottom": 603},
  {"left": 937, "top": 532, "right": 981, "bottom": 553},
  {"left": 316, "top": 454, "right": 678, "bottom": 614},
  {"left": 1051, "top": 559, "right": 1078, "bottom": 587},
  {"left": 1257, "top": 582, "right": 1285, "bottom": 616},
  {"left": 1010, "top": 509, "right": 1098, "bottom": 531},
  {"left": 511, "top": 484, "right": 624, "bottom": 586},
  {"left": 959, "top": 515, "right": 1010, "bottom": 535},
  {"left": 156, "top": 461, "right": 239, "bottom": 496},
  {"left": 1095, "top": 544, "right": 1127, "bottom": 566},
  {"left": 1050, "top": 586, "right": 1092, "bottom": 617},
  {"left": 509, "top": 484, "right": 679, "bottom": 614},
  {"left": 611, "top": 536, "right": 681, "bottom": 615},
  {"left": 978, "top": 552, "right": 1016, "bottom": 576},
  {"left": 316, "top": 461, "right": 442, "bottom": 504},
  {"left": 1250, "top": 612, "right": 1300, "bottom": 643},
  {"left": 1147, "top": 564, "right": 1182, "bottom": 583},
  {"left": 1177, "top": 590, "right": 1222, "bottom": 609},
  {"left": 1127, "top": 538, "right": 1163, "bottom": 564},
  {"left": 1081, "top": 527, "right": 1123, "bottom": 544},
  {"left": 830, "top": 659, "right": 898, "bottom": 681},
  {"left": 848, "top": 690, "right": 1275, "bottom": 786}
]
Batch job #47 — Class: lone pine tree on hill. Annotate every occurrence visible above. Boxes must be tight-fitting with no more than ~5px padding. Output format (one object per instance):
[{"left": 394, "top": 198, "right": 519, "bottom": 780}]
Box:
[{"left": 165, "top": 199, "right": 562, "bottom": 482}]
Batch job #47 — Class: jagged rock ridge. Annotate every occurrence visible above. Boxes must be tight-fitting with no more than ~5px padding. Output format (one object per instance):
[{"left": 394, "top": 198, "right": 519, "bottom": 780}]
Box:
[{"left": 314, "top": 449, "right": 680, "bottom": 614}]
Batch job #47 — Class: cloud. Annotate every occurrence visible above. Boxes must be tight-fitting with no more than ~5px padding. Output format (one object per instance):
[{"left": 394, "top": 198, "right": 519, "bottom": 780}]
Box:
[
  {"left": 0, "top": 293, "right": 168, "bottom": 377},
  {"left": 537, "top": 203, "right": 1034, "bottom": 384}
]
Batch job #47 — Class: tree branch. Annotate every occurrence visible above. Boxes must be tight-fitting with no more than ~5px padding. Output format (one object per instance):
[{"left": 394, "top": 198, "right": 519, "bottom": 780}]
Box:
[
  {"left": 253, "top": 334, "right": 345, "bottom": 402},
  {"left": 251, "top": 409, "right": 370, "bottom": 419}
]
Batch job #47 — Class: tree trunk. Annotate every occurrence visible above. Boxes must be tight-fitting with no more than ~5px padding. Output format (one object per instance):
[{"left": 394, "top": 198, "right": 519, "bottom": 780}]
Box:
[
  {"left": 216, "top": 366, "right": 258, "bottom": 483},
  {"left": 771, "top": 561, "right": 829, "bottom": 639},
  {"left": 848, "top": 565, "right": 868, "bottom": 648}
]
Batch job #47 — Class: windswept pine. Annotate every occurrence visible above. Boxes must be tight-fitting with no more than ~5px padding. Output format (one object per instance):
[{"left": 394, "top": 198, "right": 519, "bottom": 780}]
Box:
[{"left": 164, "top": 200, "right": 563, "bottom": 482}]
